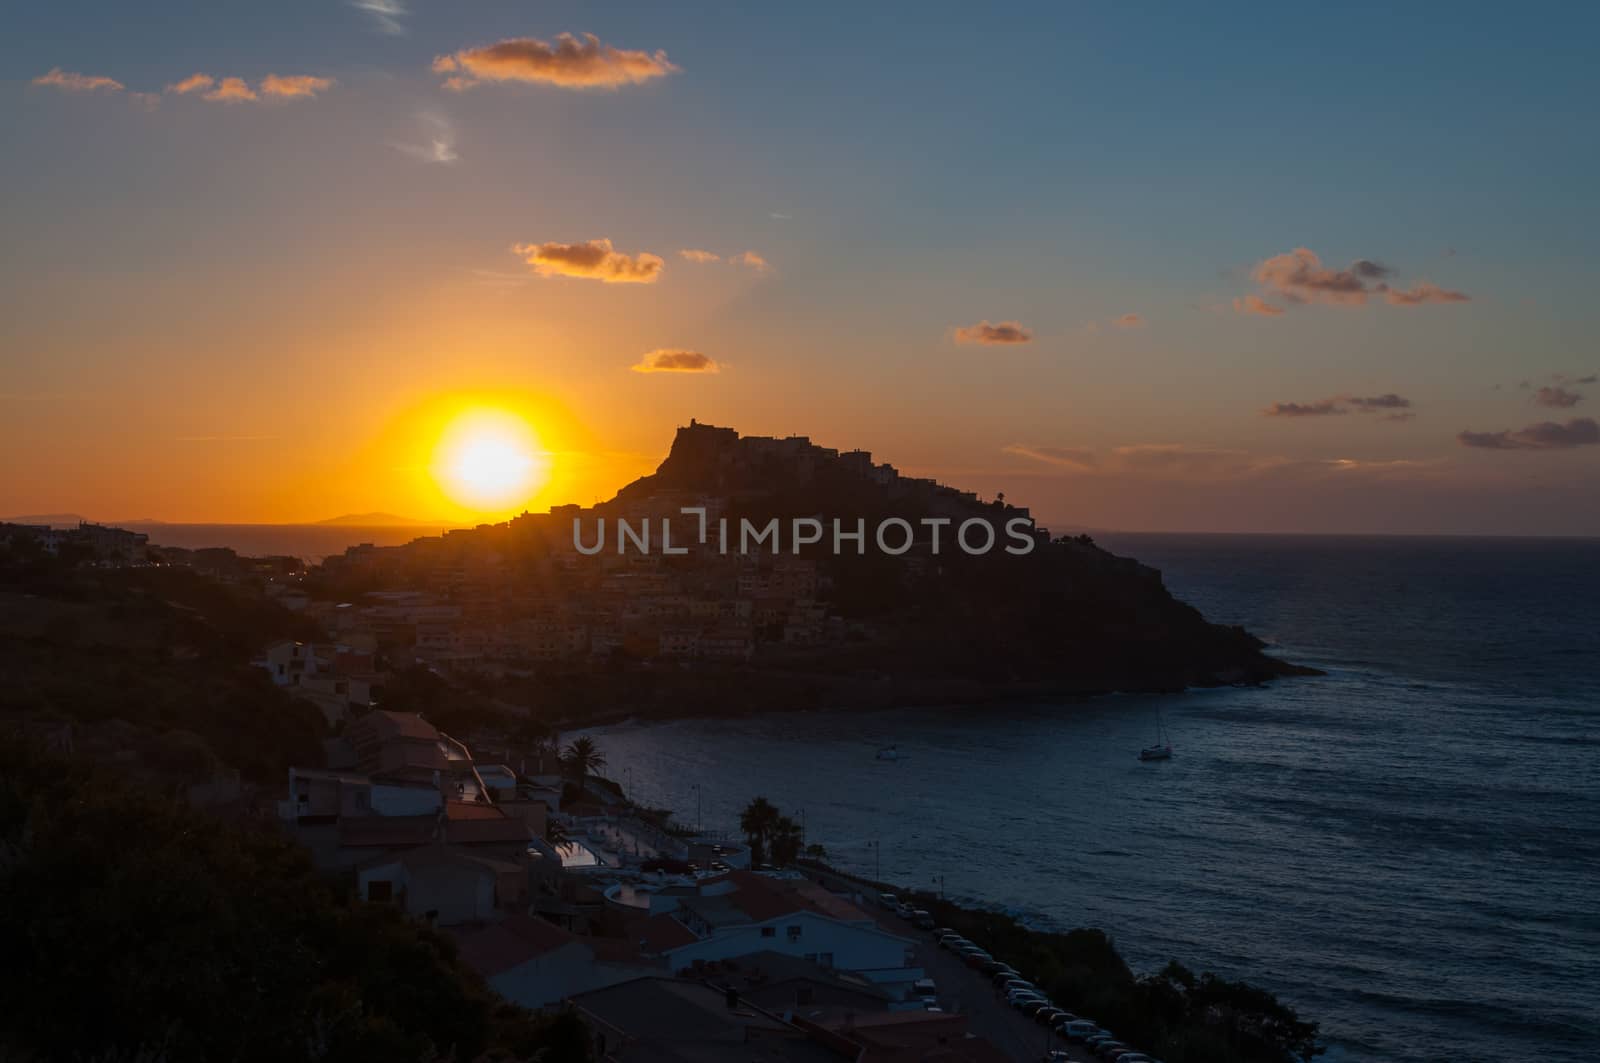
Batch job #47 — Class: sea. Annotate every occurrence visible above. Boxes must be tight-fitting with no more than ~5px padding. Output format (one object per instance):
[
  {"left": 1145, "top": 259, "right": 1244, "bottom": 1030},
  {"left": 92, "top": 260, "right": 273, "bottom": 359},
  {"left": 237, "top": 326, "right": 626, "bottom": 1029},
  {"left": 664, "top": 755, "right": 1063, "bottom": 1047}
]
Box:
[
  {"left": 125, "top": 522, "right": 450, "bottom": 562},
  {"left": 152, "top": 524, "right": 1599, "bottom": 1059},
  {"left": 574, "top": 534, "right": 1600, "bottom": 1062}
]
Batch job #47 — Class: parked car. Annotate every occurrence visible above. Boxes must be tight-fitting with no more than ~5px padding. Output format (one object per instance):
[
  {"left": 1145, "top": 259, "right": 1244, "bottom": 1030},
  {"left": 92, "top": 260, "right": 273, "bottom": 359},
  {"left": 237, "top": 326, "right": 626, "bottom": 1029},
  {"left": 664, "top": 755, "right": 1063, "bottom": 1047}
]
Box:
[
  {"left": 878, "top": 892, "right": 899, "bottom": 910},
  {"left": 996, "top": 975, "right": 1031, "bottom": 990},
  {"left": 912, "top": 909, "right": 935, "bottom": 929},
  {"left": 912, "top": 978, "right": 937, "bottom": 997},
  {"left": 1114, "top": 1053, "right": 1152, "bottom": 1063},
  {"left": 1095, "top": 1043, "right": 1129, "bottom": 1059},
  {"left": 938, "top": 934, "right": 967, "bottom": 950},
  {"left": 932, "top": 926, "right": 955, "bottom": 940},
  {"left": 1007, "top": 991, "right": 1046, "bottom": 1008},
  {"left": 1060, "top": 1020, "right": 1100, "bottom": 1041},
  {"left": 963, "top": 951, "right": 992, "bottom": 969},
  {"left": 1019, "top": 999, "right": 1053, "bottom": 1018},
  {"left": 1035, "top": 1007, "right": 1067, "bottom": 1026}
]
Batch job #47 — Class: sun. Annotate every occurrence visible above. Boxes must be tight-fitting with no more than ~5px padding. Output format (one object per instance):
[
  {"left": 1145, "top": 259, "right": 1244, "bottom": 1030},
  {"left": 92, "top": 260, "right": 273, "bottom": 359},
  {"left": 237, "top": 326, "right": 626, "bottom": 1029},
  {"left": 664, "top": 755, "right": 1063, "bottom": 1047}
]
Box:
[{"left": 431, "top": 408, "right": 550, "bottom": 512}]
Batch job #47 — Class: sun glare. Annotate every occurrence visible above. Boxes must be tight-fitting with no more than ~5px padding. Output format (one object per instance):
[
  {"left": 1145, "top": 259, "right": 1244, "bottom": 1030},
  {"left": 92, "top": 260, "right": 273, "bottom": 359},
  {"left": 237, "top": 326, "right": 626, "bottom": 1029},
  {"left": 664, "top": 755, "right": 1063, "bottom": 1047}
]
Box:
[{"left": 432, "top": 409, "right": 550, "bottom": 512}]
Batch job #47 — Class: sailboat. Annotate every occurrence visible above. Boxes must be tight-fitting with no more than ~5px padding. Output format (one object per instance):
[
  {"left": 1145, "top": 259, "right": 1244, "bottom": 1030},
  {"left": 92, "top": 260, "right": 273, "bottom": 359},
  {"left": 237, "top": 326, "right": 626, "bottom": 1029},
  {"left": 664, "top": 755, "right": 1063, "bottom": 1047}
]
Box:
[{"left": 1138, "top": 706, "right": 1173, "bottom": 761}]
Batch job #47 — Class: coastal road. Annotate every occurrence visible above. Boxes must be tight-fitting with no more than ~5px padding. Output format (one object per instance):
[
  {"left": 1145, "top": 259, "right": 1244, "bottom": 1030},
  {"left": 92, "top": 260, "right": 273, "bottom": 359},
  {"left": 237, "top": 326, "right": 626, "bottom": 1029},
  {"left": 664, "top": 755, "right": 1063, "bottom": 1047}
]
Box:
[{"left": 807, "top": 868, "right": 1089, "bottom": 1063}]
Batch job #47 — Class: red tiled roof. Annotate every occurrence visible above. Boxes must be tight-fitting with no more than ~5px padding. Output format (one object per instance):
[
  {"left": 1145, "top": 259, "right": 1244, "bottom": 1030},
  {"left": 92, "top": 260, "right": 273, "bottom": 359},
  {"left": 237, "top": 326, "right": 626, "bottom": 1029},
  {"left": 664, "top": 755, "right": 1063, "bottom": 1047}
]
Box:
[{"left": 451, "top": 915, "right": 577, "bottom": 977}]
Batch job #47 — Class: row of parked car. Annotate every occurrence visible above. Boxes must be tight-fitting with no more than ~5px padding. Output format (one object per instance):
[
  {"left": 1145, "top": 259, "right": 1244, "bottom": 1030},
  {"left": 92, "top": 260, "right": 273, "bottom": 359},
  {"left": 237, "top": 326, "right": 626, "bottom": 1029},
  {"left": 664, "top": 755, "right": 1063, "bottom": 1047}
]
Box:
[{"left": 928, "top": 927, "right": 1164, "bottom": 1063}]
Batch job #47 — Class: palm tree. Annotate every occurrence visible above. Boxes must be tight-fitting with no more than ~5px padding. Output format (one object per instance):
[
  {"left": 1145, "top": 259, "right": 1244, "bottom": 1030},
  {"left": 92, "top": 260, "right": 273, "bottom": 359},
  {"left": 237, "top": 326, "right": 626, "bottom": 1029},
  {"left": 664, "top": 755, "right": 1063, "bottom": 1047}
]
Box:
[
  {"left": 560, "top": 736, "right": 606, "bottom": 793},
  {"left": 738, "top": 796, "right": 781, "bottom": 866},
  {"left": 770, "top": 815, "right": 804, "bottom": 867}
]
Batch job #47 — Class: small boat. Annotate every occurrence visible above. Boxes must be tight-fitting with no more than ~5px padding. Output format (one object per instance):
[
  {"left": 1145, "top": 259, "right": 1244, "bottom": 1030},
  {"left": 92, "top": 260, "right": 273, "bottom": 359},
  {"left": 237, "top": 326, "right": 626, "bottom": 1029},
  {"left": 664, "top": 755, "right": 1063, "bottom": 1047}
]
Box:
[
  {"left": 876, "top": 745, "right": 908, "bottom": 761},
  {"left": 1138, "top": 707, "right": 1174, "bottom": 761}
]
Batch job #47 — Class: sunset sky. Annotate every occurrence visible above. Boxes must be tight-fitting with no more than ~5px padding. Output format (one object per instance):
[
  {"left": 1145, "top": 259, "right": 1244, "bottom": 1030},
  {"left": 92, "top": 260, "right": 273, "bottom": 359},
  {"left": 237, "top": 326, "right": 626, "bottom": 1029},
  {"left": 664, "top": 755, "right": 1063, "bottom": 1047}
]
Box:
[{"left": 4, "top": 1, "right": 1599, "bottom": 534}]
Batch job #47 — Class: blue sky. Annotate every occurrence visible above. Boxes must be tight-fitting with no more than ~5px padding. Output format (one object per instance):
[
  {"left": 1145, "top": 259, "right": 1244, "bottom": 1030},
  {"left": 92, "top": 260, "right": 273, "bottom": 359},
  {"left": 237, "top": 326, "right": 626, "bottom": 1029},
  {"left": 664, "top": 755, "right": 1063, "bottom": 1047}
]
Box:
[{"left": 3, "top": 1, "right": 1599, "bottom": 531}]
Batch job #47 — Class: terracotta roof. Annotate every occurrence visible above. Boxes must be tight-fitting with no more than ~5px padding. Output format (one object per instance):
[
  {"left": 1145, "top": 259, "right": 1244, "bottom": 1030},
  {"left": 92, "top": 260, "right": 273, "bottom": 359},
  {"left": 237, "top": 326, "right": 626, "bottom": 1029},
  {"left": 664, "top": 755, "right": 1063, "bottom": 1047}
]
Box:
[
  {"left": 451, "top": 915, "right": 578, "bottom": 977},
  {"left": 358, "top": 710, "right": 439, "bottom": 742}
]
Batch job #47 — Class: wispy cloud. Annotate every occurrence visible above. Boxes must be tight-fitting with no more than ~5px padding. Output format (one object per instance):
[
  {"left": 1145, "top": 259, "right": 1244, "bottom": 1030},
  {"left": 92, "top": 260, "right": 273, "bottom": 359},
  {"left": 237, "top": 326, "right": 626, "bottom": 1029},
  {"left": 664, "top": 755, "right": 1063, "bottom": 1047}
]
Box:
[
  {"left": 732, "top": 250, "right": 769, "bottom": 272},
  {"left": 632, "top": 349, "right": 719, "bottom": 373},
  {"left": 1383, "top": 281, "right": 1470, "bottom": 306},
  {"left": 1458, "top": 417, "right": 1599, "bottom": 450},
  {"left": 1533, "top": 385, "right": 1583, "bottom": 409},
  {"left": 1264, "top": 393, "right": 1414, "bottom": 419},
  {"left": 1232, "top": 294, "right": 1284, "bottom": 317},
  {"left": 162, "top": 73, "right": 333, "bottom": 103},
  {"left": 350, "top": 0, "right": 406, "bottom": 35},
  {"left": 512, "top": 238, "right": 664, "bottom": 283},
  {"left": 166, "top": 73, "right": 214, "bottom": 95},
  {"left": 434, "top": 32, "right": 679, "bottom": 91},
  {"left": 204, "top": 77, "right": 258, "bottom": 103},
  {"left": 394, "top": 110, "right": 458, "bottom": 164},
  {"left": 679, "top": 249, "right": 721, "bottom": 263},
  {"left": 953, "top": 320, "right": 1033, "bottom": 345},
  {"left": 260, "top": 74, "right": 334, "bottom": 100},
  {"left": 1005, "top": 442, "right": 1429, "bottom": 482},
  {"left": 32, "top": 68, "right": 123, "bottom": 93},
  {"left": 1245, "top": 247, "right": 1470, "bottom": 310},
  {"left": 1113, "top": 313, "right": 1144, "bottom": 328}
]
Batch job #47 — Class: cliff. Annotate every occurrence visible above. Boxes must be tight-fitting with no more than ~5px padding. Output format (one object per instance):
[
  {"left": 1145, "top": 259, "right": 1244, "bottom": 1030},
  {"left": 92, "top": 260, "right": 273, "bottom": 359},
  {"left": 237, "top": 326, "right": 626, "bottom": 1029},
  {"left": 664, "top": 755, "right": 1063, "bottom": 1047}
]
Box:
[{"left": 606, "top": 422, "right": 1314, "bottom": 692}]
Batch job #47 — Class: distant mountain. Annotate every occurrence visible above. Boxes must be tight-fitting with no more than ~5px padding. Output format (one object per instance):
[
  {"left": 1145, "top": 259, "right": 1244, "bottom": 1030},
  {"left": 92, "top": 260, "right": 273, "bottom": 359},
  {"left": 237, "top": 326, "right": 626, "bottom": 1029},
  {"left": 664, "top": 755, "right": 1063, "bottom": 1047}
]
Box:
[
  {"left": 1, "top": 513, "right": 91, "bottom": 528},
  {"left": 314, "top": 512, "right": 443, "bottom": 527}
]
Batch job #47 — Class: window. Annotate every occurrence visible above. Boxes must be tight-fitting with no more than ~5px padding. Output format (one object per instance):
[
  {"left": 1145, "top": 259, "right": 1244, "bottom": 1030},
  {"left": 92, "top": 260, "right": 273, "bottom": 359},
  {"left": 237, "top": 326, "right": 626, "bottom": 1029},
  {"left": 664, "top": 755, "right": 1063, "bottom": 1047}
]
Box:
[
  {"left": 786, "top": 925, "right": 802, "bottom": 942},
  {"left": 760, "top": 926, "right": 776, "bottom": 938}
]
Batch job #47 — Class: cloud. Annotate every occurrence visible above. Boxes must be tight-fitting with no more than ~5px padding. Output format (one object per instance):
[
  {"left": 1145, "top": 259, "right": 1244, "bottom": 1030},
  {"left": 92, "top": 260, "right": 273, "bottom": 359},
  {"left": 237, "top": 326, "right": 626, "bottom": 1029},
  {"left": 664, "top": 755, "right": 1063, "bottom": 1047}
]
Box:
[
  {"left": 394, "top": 110, "right": 458, "bottom": 163},
  {"left": 512, "top": 238, "right": 664, "bottom": 283},
  {"left": 1533, "top": 386, "right": 1584, "bottom": 409},
  {"left": 1247, "top": 247, "right": 1469, "bottom": 309},
  {"left": 732, "top": 250, "right": 769, "bottom": 272},
  {"left": 32, "top": 68, "right": 123, "bottom": 93},
  {"left": 350, "top": 0, "right": 406, "bottom": 34},
  {"left": 1458, "top": 417, "right": 1599, "bottom": 451},
  {"left": 204, "top": 77, "right": 258, "bottom": 102},
  {"left": 1253, "top": 248, "right": 1373, "bottom": 306},
  {"left": 679, "top": 249, "right": 721, "bottom": 263},
  {"left": 1383, "top": 282, "right": 1470, "bottom": 306},
  {"left": 260, "top": 74, "right": 335, "bottom": 100},
  {"left": 1001, "top": 445, "right": 1097, "bottom": 472},
  {"left": 434, "top": 32, "right": 679, "bottom": 91},
  {"left": 632, "top": 349, "right": 719, "bottom": 374},
  {"left": 1346, "top": 393, "right": 1413, "bottom": 412},
  {"left": 1005, "top": 441, "right": 1432, "bottom": 485},
  {"left": 1263, "top": 399, "right": 1345, "bottom": 417},
  {"left": 1264, "top": 393, "right": 1414, "bottom": 418},
  {"left": 953, "top": 321, "right": 1033, "bottom": 345},
  {"left": 1232, "top": 295, "right": 1284, "bottom": 317},
  {"left": 1113, "top": 313, "right": 1144, "bottom": 328},
  {"left": 166, "top": 73, "right": 214, "bottom": 95}
]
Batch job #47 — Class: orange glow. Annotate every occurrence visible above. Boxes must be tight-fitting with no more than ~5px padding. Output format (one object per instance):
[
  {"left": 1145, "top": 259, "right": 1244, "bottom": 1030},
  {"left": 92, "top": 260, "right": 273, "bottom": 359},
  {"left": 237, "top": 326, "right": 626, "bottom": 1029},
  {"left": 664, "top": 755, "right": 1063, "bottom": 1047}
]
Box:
[{"left": 432, "top": 408, "right": 550, "bottom": 511}]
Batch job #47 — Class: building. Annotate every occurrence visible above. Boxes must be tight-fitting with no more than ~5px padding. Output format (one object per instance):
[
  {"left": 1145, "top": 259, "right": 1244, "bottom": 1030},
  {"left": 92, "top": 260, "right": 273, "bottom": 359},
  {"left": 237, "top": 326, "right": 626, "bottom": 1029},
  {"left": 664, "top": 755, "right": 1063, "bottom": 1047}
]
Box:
[{"left": 451, "top": 914, "right": 663, "bottom": 1010}]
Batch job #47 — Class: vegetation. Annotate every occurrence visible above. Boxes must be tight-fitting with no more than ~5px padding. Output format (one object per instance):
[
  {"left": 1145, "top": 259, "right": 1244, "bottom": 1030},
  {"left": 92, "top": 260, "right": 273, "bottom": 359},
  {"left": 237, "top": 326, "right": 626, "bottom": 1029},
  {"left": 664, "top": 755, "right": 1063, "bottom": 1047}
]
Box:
[
  {"left": 559, "top": 736, "right": 607, "bottom": 793},
  {"left": 0, "top": 738, "right": 589, "bottom": 1062},
  {"left": 0, "top": 561, "right": 327, "bottom": 784},
  {"left": 737, "top": 796, "right": 805, "bottom": 867},
  {"left": 814, "top": 864, "right": 1320, "bottom": 1063}
]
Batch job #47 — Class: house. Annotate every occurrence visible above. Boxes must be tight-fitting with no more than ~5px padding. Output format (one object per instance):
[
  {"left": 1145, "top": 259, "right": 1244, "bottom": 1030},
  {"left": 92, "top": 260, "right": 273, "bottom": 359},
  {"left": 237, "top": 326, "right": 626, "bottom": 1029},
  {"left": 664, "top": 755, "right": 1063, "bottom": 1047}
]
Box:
[
  {"left": 568, "top": 977, "right": 841, "bottom": 1063},
  {"left": 346, "top": 710, "right": 448, "bottom": 775},
  {"left": 633, "top": 872, "right": 918, "bottom": 981},
  {"left": 451, "top": 914, "right": 664, "bottom": 1010},
  {"left": 795, "top": 1010, "right": 1011, "bottom": 1063},
  {"left": 356, "top": 843, "right": 525, "bottom": 925}
]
